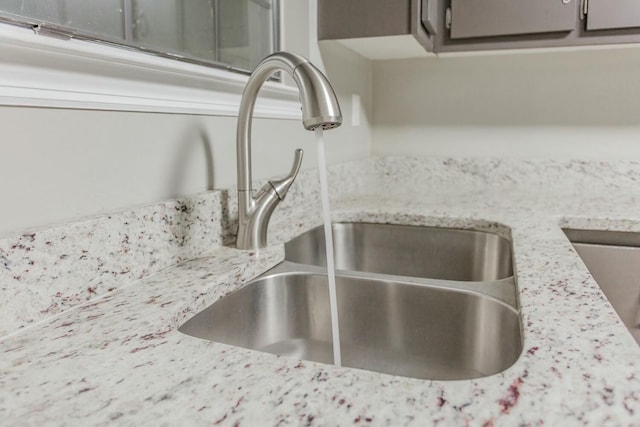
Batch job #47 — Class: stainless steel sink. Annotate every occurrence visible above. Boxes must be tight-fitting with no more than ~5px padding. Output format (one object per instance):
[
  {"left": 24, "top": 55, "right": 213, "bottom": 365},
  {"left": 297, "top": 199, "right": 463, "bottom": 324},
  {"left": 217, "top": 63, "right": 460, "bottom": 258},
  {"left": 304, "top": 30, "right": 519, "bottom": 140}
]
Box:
[
  {"left": 180, "top": 222, "right": 522, "bottom": 380},
  {"left": 285, "top": 223, "right": 513, "bottom": 281},
  {"left": 564, "top": 228, "right": 640, "bottom": 345},
  {"left": 179, "top": 271, "right": 522, "bottom": 380}
]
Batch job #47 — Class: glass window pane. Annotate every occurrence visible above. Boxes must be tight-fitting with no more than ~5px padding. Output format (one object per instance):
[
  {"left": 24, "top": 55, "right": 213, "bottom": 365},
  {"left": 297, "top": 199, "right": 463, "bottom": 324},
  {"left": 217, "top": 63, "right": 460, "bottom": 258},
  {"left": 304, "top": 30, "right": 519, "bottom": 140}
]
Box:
[
  {"left": 0, "top": 0, "right": 125, "bottom": 40},
  {"left": 182, "top": 1, "right": 216, "bottom": 63},
  {"left": 0, "top": 0, "right": 65, "bottom": 24},
  {"left": 131, "top": 0, "right": 180, "bottom": 53},
  {"left": 218, "top": 0, "right": 274, "bottom": 71},
  {"left": 0, "top": 0, "right": 278, "bottom": 73},
  {"left": 60, "top": 0, "right": 125, "bottom": 40}
]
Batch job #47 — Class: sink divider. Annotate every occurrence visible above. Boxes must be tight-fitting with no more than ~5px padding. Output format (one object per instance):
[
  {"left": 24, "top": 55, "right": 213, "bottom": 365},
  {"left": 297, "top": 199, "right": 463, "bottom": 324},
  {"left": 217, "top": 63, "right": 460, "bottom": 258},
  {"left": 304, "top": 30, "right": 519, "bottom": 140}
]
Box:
[{"left": 263, "top": 261, "right": 519, "bottom": 310}]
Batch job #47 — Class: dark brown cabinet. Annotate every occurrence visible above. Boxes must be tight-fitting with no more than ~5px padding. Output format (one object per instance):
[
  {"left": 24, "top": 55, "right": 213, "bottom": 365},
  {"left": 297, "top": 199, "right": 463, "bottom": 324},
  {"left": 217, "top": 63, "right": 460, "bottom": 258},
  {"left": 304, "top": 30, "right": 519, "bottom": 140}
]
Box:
[
  {"left": 586, "top": 0, "right": 640, "bottom": 31},
  {"left": 318, "top": 0, "right": 431, "bottom": 52},
  {"left": 318, "top": 0, "right": 640, "bottom": 58},
  {"left": 449, "top": 0, "right": 577, "bottom": 40}
]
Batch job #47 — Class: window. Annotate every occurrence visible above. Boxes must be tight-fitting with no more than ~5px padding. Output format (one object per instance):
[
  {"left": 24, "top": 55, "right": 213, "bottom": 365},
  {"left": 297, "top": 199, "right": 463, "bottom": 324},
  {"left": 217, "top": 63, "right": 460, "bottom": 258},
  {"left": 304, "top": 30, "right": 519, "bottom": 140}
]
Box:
[
  {"left": 0, "top": 0, "right": 279, "bottom": 72},
  {"left": 0, "top": 1, "right": 299, "bottom": 118}
]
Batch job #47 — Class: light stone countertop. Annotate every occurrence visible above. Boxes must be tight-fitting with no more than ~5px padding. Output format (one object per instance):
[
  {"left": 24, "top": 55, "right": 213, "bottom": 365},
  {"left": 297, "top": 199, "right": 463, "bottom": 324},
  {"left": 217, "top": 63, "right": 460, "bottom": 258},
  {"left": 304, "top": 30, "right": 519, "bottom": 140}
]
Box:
[{"left": 2, "top": 157, "right": 640, "bottom": 426}]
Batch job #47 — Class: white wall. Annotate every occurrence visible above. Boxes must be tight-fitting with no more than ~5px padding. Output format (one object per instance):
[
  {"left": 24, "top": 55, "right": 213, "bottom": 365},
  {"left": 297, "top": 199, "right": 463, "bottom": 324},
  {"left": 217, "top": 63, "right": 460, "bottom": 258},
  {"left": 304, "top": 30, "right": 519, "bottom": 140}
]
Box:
[
  {"left": 17, "top": 4, "right": 640, "bottom": 238},
  {"left": 372, "top": 46, "right": 640, "bottom": 159},
  {"left": 0, "top": 2, "right": 372, "bottom": 237}
]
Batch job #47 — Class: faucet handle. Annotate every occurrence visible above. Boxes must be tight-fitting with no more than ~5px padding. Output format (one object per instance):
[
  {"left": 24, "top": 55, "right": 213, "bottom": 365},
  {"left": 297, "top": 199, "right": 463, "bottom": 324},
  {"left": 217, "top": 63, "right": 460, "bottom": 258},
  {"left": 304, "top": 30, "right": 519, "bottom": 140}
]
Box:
[{"left": 269, "top": 149, "right": 303, "bottom": 200}]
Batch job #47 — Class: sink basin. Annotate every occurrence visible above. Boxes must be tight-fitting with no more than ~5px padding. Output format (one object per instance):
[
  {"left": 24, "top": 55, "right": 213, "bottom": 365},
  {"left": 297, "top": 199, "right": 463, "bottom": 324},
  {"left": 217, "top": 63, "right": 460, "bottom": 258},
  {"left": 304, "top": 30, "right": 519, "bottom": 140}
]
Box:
[
  {"left": 180, "top": 222, "right": 521, "bottom": 380},
  {"left": 564, "top": 228, "right": 640, "bottom": 345},
  {"left": 179, "top": 271, "right": 522, "bottom": 380},
  {"left": 285, "top": 223, "right": 513, "bottom": 281}
]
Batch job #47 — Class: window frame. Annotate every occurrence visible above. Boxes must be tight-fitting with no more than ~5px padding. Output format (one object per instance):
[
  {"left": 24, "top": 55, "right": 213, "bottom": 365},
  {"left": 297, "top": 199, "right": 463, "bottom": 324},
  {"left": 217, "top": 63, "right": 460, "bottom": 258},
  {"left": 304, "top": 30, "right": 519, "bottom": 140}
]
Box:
[{"left": 0, "top": 3, "right": 301, "bottom": 120}]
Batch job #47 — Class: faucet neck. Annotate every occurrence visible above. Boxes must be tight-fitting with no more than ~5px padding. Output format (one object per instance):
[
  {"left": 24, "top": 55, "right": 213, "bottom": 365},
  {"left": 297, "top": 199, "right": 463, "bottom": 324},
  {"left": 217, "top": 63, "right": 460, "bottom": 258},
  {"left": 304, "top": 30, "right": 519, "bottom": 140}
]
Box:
[
  {"left": 235, "top": 52, "right": 342, "bottom": 250},
  {"left": 236, "top": 53, "right": 308, "bottom": 202}
]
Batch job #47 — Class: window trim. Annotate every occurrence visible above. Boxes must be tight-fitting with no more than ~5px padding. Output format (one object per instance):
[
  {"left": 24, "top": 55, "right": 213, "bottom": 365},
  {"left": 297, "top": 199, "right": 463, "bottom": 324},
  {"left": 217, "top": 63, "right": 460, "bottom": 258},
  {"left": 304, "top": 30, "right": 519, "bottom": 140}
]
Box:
[{"left": 0, "top": 19, "right": 302, "bottom": 119}]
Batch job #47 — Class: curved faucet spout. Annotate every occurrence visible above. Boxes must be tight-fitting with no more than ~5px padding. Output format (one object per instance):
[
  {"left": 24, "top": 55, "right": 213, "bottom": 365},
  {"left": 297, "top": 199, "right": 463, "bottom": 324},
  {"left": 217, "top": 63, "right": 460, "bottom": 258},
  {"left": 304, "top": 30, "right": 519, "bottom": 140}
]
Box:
[{"left": 236, "top": 52, "right": 342, "bottom": 250}]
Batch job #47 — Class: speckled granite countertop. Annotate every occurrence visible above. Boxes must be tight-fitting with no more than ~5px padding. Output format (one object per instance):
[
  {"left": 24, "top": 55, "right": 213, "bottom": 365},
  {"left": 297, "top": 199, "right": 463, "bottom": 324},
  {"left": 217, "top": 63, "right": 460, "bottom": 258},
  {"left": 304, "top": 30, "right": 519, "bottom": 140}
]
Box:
[{"left": 2, "top": 157, "right": 640, "bottom": 426}]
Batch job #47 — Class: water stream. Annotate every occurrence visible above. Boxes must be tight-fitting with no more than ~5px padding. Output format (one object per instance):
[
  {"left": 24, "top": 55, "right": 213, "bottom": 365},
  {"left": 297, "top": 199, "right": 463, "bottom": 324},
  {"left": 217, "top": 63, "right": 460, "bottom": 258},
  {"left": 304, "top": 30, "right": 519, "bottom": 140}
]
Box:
[{"left": 315, "top": 127, "right": 342, "bottom": 367}]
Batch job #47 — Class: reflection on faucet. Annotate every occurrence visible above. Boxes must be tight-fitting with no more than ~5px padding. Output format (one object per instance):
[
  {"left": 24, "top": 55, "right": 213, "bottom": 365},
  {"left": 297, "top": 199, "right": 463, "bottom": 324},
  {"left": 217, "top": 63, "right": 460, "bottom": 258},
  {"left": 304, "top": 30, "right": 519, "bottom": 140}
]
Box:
[{"left": 236, "top": 52, "right": 342, "bottom": 250}]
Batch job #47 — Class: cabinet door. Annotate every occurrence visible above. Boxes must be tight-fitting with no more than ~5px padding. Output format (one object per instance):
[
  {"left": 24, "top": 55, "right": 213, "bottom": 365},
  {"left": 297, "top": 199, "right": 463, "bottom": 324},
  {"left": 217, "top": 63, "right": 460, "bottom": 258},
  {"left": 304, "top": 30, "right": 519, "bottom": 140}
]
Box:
[
  {"left": 318, "top": 0, "right": 413, "bottom": 40},
  {"left": 450, "top": 0, "right": 578, "bottom": 39},
  {"left": 586, "top": 0, "right": 640, "bottom": 31}
]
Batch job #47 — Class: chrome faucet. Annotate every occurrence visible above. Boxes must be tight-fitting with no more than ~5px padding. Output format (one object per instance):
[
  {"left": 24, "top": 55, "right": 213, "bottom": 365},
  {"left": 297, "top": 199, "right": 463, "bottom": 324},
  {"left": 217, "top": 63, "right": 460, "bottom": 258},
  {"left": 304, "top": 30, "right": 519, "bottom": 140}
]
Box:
[{"left": 236, "top": 52, "right": 342, "bottom": 250}]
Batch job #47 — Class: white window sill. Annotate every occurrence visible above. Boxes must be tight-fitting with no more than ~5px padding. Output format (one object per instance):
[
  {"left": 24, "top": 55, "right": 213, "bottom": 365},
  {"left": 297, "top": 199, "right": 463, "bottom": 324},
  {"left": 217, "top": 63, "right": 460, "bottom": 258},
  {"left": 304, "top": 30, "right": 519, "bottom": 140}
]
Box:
[{"left": 0, "top": 22, "right": 302, "bottom": 119}]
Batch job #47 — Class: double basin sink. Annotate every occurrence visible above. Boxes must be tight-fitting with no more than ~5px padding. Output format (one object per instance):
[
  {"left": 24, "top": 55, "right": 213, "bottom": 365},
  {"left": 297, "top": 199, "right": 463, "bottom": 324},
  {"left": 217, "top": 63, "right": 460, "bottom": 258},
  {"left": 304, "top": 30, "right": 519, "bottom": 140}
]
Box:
[{"left": 180, "top": 223, "right": 523, "bottom": 380}]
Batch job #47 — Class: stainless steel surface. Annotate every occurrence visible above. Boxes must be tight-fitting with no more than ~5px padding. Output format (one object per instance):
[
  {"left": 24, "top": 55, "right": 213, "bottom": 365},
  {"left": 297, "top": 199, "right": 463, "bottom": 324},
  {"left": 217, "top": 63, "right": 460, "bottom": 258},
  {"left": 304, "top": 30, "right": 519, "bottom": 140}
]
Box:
[
  {"left": 236, "top": 51, "right": 342, "bottom": 250},
  {"left": 568, "top": 237, "right": 640, "bottom": 345},
  {"left": 563, "top": 228, "right": 640, "bottom": 247},
  {"left": 182, "top": 222, "right": 521, "bottom": 379},
  {"left": 285, "top": 223, "right": 513, "bottom": 281},
  {"left": 179, "top": 271, "right": 522, "bottom": 380}
]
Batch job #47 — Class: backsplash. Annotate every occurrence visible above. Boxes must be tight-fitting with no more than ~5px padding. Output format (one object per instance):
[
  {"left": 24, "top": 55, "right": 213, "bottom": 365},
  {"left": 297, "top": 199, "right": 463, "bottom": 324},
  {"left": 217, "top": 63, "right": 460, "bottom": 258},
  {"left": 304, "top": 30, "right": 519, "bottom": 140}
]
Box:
[
  {"left": 372, "top": 156, "right": 640, "bottom": 192},
  {"left": 0, "top": 157, "right": 376, "bottom": 338},
  {"left": 3, "top": 155, "right": 640, "bottom": 339},
  {"left": 0, "top": 191, "right": 227, "bottom": 338}
]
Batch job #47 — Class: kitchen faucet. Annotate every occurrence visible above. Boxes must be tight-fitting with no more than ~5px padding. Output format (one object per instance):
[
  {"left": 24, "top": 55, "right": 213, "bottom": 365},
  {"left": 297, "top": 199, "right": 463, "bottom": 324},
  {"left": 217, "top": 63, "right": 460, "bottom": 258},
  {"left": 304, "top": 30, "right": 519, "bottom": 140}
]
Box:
[{"left": 236, "top": 52, "right": 342, "bottom": 250}]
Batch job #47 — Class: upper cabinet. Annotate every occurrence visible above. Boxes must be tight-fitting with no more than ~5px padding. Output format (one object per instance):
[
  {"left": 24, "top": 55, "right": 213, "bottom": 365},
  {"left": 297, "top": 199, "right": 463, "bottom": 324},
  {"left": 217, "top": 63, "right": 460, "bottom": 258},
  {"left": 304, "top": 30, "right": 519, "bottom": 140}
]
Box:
[
  {"left": 318, "top": 0, "right": 640, "bottom": 58},
  {"left": 585, "top": 0, "right": 640, "bottom": 31},
  {"left": 449, "top": 0, "right": 577, "bottom": 39},
  {"left": 318, "top": 0, "right": 433, "bottom": 59}
]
